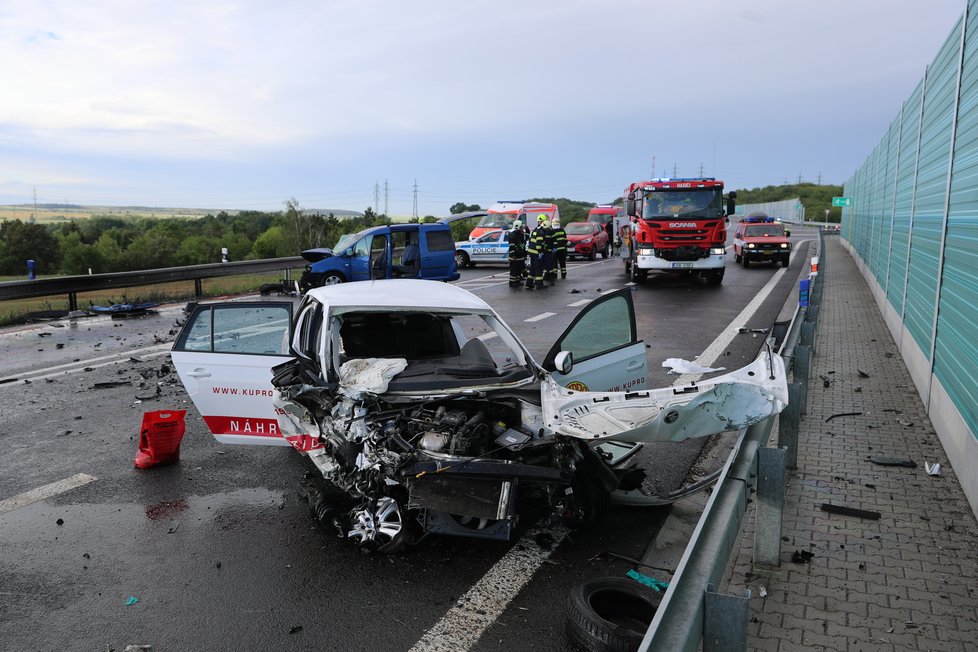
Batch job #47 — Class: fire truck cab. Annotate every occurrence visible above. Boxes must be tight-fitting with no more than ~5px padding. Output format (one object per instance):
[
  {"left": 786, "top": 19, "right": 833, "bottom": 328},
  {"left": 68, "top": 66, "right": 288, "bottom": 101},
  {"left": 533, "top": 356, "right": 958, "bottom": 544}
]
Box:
[{"left": 623, "top": 178, "right": 735, "bottom": 286}]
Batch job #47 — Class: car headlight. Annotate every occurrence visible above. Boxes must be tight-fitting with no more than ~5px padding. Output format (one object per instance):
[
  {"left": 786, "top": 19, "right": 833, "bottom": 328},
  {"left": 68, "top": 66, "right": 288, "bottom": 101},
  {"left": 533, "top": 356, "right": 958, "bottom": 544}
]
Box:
[
  {"left": 582, "top": 238, "right": 592, "bottom": 244},
  {"left": 638, "top": 248, "right": 654, "bottom": 256},
  {"left": 747, "top": 243, "right": 756, "bottom": 249},
  {"left": 710, "top": 247, "right": 726, "bottom": 255},
  {"left": 780, "top": 243, "right": 790, "bottom": 249}
]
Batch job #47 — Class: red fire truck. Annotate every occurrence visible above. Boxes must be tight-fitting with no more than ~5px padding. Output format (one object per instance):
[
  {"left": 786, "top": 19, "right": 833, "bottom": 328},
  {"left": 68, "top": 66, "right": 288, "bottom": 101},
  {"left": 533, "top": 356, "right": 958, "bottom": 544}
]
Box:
[{"left": 622, "top": 178, "right": 735, "bottom": 285}]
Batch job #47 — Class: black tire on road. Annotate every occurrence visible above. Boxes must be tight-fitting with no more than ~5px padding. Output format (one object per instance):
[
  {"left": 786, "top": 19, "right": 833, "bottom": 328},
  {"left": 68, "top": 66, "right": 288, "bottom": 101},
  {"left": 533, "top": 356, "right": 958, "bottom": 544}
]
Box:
[
  {"left": 706, "top": 269, "right": 724, "bottom": 286},
  {"left": 742, "top": 255, "right": 750, "bottom": 269},
  {"left": 781, "top": 254, "right": 790, "bottom": 267},
  {"left": 455, "top": 251, "right": 470, "bottom": 269},
  {"left": 565, "top": 577, "right": 662, "bottom": 652},
  {"left": 321, "top": 272, "right": 345, "bottom": 286},
  {"left": 601, "top": 242, "right": 610, "bottom": 259}
]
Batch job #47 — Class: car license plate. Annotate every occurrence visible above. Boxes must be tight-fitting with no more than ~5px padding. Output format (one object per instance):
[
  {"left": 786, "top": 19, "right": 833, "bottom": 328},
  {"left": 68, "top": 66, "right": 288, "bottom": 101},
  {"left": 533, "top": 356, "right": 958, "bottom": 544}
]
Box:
[
  {"left": 671, "top": 262, "right": 693, "bottom": 269},
  {"left": 762, "top": 251, "right": 774, "bottom": 255}
]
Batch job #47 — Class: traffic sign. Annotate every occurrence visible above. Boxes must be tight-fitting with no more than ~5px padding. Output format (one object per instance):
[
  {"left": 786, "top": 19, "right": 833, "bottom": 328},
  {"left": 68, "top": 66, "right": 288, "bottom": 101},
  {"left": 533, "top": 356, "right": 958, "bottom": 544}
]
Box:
[{"left": 832, "top": 197, "right": 851, "bottom": 207}]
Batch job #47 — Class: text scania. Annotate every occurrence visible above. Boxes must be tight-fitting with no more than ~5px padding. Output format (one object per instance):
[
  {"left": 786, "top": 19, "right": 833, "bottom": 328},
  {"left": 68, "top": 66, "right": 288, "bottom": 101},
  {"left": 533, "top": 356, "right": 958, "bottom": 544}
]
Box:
[
  {"left": 211, "top": 387, "right": 275, "bottom": 397},
  {"left": 669, "top": 222, "right": 697, "bottom": 228}
]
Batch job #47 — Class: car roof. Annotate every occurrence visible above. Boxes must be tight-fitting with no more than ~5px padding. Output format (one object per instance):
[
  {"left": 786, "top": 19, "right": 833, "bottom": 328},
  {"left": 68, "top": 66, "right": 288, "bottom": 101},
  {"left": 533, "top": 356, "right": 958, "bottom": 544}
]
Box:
[{"left": 306, "top": 279, "right": 493, "bottom": 313}]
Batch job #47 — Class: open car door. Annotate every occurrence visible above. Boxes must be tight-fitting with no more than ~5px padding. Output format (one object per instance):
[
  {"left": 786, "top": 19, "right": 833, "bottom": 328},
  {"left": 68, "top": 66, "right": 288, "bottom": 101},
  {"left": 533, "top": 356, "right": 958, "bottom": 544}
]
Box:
[
  {"left": 543, "top": 289, "right": 647, "bottom": 392},
  {"left": 170, "top": 302, "right": 294, "bottom": 446}
]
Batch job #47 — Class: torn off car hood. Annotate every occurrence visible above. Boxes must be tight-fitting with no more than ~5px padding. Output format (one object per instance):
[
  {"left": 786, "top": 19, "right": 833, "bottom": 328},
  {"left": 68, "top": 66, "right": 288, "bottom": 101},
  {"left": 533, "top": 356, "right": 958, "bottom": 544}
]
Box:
[{"left": 541, "top": 348, "right": 788, "bottom": 443}]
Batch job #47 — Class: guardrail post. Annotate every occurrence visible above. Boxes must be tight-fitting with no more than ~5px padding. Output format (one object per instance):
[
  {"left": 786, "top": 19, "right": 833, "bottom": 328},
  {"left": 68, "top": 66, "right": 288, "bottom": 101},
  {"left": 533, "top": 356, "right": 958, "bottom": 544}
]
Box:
[
  {"left": 68, "top": 292, "right": 78, "bottom": 312},
  {"left": 799, "top": 321, "right": 816, "bottom": 354},
  {"left": 194, "top": 278, "right": 203, "bottom": 297},
  {"left": 703, "top": 584, "right": 750, "bottom": 652},
  {"left": 794, "top": 345, "right": 811, "bottom": 416},
  {"left": 753, "top": 446, "right": 787, "bottom": 568},
  {"left": 778, "top": 383, "right": 801, "bottom": 469}
]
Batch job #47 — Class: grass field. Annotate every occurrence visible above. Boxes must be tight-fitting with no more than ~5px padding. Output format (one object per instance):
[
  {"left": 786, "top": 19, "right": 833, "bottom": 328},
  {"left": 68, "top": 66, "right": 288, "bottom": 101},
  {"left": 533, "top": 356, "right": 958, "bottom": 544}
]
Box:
[{"left": 0, "top": 205, "right": 217, "bottom": 224}]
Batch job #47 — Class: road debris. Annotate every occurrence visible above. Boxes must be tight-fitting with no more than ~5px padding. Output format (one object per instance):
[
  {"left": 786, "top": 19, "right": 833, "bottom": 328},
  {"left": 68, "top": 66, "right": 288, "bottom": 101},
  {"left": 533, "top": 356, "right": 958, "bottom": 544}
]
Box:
[
  {"left": 125, "top": 596, "right": 139, "bottom": 606},
  {"left": 626, "top": 569, "right": 669, "bottom": 593},
  {"left": 924, "top": 461, "right": 942, "bottom": 476},
  {"left": 821, "top": 503, "right": 881, "bottom": 520},
  {"left": 820, "top": 375, "right": 832, "bottom": 388},
  {"left": 93, "top": 381, "right": 130, "bottom": 389},
  {"left": 857, "top": 369, "right": 870, "bottom": 378},
  {"left": 825, "top": 412, "right": 862, "bottom": 422},
  {"left": 662, "top": 358, "right": 725, "bottom": 374},
  {"left": 868, "top": 456, "right": 917, "bottom": 468},
  {"left": 791, "top": 550, "right": 814, "bottom": 563}
]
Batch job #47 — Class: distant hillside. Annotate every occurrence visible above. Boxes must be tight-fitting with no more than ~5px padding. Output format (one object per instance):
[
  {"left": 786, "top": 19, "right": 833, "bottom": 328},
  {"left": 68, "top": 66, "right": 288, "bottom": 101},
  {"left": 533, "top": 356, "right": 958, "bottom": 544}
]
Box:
[{"left": 732, "top": 183, "right": 845, "bottom": 223}]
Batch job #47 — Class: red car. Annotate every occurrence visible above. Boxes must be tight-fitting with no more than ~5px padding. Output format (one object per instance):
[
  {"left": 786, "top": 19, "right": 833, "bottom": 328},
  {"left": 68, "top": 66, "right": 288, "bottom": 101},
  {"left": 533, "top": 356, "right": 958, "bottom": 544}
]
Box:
[{"left": 565, "top": 221, "right": 610, "bottom": 260}]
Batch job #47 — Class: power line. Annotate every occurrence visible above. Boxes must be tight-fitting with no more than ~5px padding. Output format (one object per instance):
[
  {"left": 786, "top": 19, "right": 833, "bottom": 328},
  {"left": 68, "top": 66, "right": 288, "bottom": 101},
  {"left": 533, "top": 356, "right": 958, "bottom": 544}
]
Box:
[
  {"left": 412, "top": 179, "right": 419, "bottom": 219},
  {"left": 384, "top": 179, "right": 389, "bottom": 216},
  {"left": 373, "top": 182, "right": 380, "bottom": 214}
]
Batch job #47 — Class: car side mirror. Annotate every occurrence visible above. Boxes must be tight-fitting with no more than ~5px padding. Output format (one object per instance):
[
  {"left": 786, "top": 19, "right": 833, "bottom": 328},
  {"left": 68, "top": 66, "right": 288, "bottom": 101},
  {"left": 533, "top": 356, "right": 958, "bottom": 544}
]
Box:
[
  {"left": 785, "top": 230, "right": 791, "bottom": 237},
  {"left": 344, "top": 248, "right": 354, "bottom": 257},
  {"left": 554, "top": 350, "right": 573, "bottom": 375}
]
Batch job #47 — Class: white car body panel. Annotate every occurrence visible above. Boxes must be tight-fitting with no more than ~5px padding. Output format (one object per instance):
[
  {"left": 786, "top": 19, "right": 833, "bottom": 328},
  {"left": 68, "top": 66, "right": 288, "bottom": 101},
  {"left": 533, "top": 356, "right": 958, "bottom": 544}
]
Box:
[{"left": 542, "top": 350, "right": 787, "bottom": 443}]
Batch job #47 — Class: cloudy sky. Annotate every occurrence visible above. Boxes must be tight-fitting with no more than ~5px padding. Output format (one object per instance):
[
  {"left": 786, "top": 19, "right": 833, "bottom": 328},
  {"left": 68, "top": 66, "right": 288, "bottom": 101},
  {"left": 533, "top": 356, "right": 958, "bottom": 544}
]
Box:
[{"left": 0, "top": 1, "right": 966, "bottom": 216}]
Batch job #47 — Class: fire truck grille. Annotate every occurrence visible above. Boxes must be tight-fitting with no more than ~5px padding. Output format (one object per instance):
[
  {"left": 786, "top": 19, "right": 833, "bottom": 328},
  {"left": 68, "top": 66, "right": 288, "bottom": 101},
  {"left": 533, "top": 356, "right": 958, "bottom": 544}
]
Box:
[{"left": 656, "top": 246, "right": 709, "bottom": 261}]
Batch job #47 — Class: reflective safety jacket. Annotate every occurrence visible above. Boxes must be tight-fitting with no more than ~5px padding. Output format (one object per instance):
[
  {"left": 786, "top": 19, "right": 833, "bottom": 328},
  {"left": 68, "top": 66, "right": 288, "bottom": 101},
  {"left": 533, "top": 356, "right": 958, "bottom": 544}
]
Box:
[
  {"left": 527, "top": 226, "right": 547, "bottom": 255},
  {"left": 506, "top": 229, "right": 526, "bottom": 260},
  {"left": 552, "top": 226, "right": 567, "bottom": 252}
]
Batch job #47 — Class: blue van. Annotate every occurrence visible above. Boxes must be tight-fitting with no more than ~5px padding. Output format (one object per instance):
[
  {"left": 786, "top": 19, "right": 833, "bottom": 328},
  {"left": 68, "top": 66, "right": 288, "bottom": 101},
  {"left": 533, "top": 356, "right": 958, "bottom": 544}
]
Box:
[{"left": 299, "top": 223, "right": 459, "bottom": 291}]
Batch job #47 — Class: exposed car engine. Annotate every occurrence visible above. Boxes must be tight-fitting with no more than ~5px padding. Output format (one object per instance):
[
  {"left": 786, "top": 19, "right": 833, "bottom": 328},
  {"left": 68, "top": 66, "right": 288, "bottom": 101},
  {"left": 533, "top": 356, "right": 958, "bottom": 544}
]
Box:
[{"left": 270, "top": 357, "right": 624, "bottom": 552}]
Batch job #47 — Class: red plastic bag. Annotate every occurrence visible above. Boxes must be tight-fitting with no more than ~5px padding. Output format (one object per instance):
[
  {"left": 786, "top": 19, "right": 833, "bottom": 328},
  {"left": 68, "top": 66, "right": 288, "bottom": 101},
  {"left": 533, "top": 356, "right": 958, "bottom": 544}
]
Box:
[{"left": 134, "top": 410, "right": 187, "bottom": 469}]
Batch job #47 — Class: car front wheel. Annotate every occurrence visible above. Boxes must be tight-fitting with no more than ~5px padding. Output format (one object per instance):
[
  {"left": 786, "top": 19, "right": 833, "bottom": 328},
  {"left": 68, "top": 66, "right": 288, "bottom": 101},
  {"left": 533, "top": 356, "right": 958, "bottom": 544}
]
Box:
[
  {"left": 455, "top": 251, "right": 470, "bottom": 269},
  {"left": 321, "top": 272, "right": 344, "bottom": 286}
]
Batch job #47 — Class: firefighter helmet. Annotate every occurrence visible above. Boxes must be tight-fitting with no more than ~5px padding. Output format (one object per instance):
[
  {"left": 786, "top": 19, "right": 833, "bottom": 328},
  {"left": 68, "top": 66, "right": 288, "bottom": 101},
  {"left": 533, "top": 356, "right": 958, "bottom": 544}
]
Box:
[
  {"left": 537, "top": 214, "right": 548, "bottom": 223},
  {"left": 513, "top": 220, "right": 522, "bottom": 230}
]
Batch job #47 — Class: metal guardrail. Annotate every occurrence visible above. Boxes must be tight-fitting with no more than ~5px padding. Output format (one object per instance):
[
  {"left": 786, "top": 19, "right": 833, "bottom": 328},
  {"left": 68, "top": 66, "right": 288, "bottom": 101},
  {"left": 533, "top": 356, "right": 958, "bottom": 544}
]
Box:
[
  {"left": 0, "top": 256, "right": 305, "bottom": 310},
  {"left": 639, "top": 231, "right": 824, "bottom": 651}
]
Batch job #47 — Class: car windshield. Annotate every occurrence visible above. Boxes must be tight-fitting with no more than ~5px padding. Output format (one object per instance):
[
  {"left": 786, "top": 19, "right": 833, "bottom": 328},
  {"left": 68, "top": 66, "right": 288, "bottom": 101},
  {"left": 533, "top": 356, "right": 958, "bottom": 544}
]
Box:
[
  {"left": 642, "top": 189, "right": 722, "bottom": 219},
  {"left": 478, "top": 214, "right": 516, "bottom": 229},
  {"left": 588, "top": 213, "right": 615, "bottom": 224},
  {"left": 744, "top": 225, "right": 784, "bottom": 236},
  {"left": 333, "top": 233, "right": 359, "bottom": 252},
  {"left": 332, "top": 309, "right": 533, "bottom": 392},
  {"left": 565, "top": 223, "right": 595, "bottom": 234}
]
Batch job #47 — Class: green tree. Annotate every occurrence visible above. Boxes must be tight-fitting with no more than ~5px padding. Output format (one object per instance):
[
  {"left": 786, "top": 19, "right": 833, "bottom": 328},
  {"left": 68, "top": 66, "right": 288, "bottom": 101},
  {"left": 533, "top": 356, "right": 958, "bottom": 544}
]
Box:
[
  {"left": 57, "top": 231, "right": 104, "bottom": 274},
  {"left": 449, "top": 202, "right": 482, "bottom": 214},
  {"left": 0, "top": 220, "right": 61, "bottom": 275},
  {"left": 250, "top": 225, "right": 291, "bottom": 259}
]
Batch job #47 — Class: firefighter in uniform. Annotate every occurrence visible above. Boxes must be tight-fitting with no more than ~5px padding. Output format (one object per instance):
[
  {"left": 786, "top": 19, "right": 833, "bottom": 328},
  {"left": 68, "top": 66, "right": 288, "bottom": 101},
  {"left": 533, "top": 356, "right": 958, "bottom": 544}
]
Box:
[
  {"left": 551, "top": 218, "right": 567, "bottom": 279},
  {"left": 506, "top": 220, "right": 526, "bottom": 288},
  {"left": 541, "top": 216, "right": 557, "bottom": 285},
  {"left": 526, "top": 214, "right": 548, "bottom": 289}
]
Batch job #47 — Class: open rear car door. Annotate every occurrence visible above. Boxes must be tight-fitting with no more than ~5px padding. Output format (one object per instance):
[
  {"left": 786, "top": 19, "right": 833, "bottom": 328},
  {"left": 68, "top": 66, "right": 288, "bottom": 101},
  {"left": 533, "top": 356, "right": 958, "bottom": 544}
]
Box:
[{"left": 170, "top": 302, "right": 294, "bottom": 446}]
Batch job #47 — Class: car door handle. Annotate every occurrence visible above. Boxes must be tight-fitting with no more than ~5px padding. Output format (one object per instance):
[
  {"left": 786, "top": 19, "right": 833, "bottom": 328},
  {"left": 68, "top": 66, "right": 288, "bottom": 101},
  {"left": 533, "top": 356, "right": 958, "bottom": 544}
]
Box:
[
  {"left": 626, "top": 361, "right": 644, "bottom": 371},
  {"left": 187, "top": 369, "right": 211, "bottom": 378}
]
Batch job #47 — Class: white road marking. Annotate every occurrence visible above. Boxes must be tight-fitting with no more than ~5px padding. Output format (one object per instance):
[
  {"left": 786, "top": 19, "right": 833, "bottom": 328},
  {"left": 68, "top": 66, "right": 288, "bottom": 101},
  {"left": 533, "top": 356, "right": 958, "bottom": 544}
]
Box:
[
  {"left": 524, "top": 312, "right": 556, "bottom": 323},
  {"left": 567, "top": 299, "right": 591, "bottom": 307},
  {"left": 410, "top": 525, "right": 570, "bottom": 651},
  {"left": 0, "top": 473, "right": 97, "bottom": 515},
  {"left": 0, "top": 345, "right": 172, "bottom": 385},
  {"left": 598, "top": 288, "right": 619, "bottom": 294},
  {"left": 671, "top": 266, "right": 788, "bottom": 386}
]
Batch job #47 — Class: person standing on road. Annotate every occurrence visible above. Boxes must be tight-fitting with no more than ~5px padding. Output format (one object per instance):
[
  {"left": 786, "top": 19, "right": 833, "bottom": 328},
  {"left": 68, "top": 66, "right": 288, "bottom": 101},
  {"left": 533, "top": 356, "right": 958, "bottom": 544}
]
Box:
[
  {"left": 541, "top": 215, "right": 557, "bottom": 286},
  {"left": 551, "top": 218, "right": 567, "bottom": 279},
  {"left": 506, "top": 220, "right": 527, "bottom": 288},
  {"left": 525, "top": 214, "right": 549, "bottom": 290}
]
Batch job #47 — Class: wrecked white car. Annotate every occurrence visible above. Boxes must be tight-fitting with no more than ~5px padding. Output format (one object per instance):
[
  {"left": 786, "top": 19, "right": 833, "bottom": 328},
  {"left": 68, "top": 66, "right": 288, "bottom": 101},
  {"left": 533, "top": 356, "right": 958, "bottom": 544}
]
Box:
[{"left": 171, "top": 279, "right": 787, "bottom": 551}]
